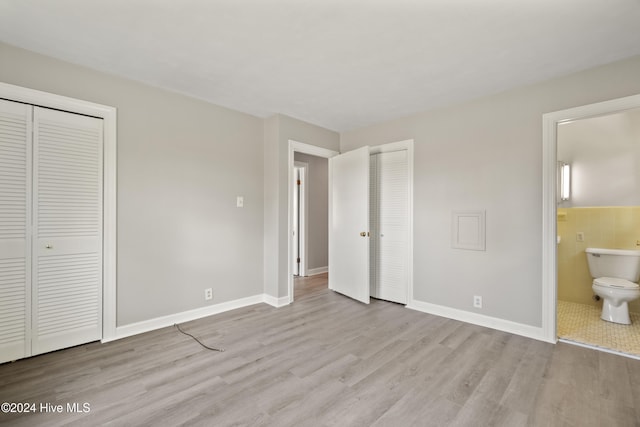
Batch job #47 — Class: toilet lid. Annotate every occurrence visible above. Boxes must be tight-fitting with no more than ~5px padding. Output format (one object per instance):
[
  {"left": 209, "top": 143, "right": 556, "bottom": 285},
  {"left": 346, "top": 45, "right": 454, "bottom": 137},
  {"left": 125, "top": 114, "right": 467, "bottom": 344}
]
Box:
[{"left": 594, "top": 277, "right": 639, "bottom": 289}]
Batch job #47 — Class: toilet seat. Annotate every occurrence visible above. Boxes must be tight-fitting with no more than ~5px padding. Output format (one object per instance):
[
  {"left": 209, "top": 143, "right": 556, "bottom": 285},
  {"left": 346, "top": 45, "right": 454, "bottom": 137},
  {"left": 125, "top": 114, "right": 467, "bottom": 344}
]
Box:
[{"left": 593, "top": 277, "right": 639, "bottom": 289}]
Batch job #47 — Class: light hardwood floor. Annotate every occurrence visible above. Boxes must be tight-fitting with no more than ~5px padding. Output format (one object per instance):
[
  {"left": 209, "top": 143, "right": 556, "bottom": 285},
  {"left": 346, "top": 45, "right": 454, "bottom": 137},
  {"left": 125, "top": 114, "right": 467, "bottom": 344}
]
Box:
[{"left": 1, "top": 273, "right": 639, "bottom": 426}]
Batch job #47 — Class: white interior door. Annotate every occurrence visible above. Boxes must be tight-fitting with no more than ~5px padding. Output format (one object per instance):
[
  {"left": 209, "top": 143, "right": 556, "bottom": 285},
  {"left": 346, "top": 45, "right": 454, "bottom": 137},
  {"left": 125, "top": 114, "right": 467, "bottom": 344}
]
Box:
[
  {"left": 370, "top": 150, "right": 409, "bottom": 304},
  {"left": 0, "top": 99, "right": 31, "bottom": 363},
  {"left": 329, "top": 146, "right": 370, "bottom": 304},
  {"left": 31, "top": 107, "right": 103, "bottom": 356}
]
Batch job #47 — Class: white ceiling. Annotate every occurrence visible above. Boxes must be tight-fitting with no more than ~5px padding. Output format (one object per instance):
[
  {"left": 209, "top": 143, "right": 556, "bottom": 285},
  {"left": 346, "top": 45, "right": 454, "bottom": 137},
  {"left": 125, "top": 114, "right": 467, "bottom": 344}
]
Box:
[{"left": 1, "top": 1, "right": 640, "bottom": 131}]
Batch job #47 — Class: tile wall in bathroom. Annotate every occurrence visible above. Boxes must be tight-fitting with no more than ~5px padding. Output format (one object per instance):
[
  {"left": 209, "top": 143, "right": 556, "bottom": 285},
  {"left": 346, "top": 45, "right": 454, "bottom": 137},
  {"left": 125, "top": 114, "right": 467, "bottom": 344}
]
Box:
[{"left": 557, "top": 206, "right": 640, "bottom": 313}]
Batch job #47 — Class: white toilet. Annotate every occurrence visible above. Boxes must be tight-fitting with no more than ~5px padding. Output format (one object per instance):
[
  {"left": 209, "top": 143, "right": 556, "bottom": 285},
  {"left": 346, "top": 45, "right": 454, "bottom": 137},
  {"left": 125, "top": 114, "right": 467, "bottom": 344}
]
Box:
[{"left": 585, "top": 248, "right": 640, "bottom": 324}]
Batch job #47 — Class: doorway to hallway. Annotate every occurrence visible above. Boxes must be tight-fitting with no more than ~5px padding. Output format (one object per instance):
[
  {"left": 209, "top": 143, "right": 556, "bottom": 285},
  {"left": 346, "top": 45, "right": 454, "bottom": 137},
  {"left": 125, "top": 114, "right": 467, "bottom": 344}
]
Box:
[{"left": 288, "top": 140, "right": 337, "bottom": 303}]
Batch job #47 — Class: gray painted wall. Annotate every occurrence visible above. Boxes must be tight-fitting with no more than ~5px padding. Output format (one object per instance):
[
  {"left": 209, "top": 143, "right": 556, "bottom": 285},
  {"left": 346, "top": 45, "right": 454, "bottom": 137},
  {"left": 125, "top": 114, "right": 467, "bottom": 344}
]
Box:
[
  {"left": 294, "top": 152, "right": 329, "bottom": 271},
  {"left": 263, "top": 116, "right": 280, "bottom": 299},
  {"left": 4, "top": 38, "right": 640, "bottom": 334},
  {"left": 341, "top": 55, "right": 640, "bottom": 327},
  {"left": 0, "top": 42, "right": 265, "bottom": 326}
]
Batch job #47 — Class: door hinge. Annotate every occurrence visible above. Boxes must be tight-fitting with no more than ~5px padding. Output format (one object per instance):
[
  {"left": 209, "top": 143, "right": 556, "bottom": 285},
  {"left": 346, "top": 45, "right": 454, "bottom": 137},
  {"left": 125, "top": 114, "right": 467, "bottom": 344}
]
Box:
[
  {"left": 297, "top": 180, "right": 301, "bottom": 186},
  {"left": 297, "top": 257, "right": 300, "bottom": 263}
]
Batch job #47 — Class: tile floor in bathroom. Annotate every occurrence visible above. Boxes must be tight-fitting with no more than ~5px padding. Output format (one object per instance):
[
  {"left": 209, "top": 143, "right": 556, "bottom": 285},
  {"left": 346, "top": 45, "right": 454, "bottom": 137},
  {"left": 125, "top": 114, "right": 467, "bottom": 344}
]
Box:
[{"left": 557, "top": 300, "right": 640, "bottom": 357}]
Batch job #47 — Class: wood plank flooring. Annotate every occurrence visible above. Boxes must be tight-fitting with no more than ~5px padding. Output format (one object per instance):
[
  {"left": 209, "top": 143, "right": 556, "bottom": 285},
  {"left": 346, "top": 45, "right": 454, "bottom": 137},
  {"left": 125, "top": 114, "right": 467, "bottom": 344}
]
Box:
[{"left": 1, "top": 273, "right": 640, "bottom": 426}]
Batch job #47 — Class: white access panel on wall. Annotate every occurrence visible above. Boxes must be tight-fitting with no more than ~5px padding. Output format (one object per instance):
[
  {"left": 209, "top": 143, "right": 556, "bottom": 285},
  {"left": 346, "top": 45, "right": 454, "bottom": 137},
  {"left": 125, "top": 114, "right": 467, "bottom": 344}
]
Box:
[
  {"left": 31, "top": 107, "right": 103, "bottom": 356},
  {"left": 370, "top": 150, "right": 409, "bottom": 304},
  {"left": 0, "top": 99, "right": 32, "bottom": 362}
]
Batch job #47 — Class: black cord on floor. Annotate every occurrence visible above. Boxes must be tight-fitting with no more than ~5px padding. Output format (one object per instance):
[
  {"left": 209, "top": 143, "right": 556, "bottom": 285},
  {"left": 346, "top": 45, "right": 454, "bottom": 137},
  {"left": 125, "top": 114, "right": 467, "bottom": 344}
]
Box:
[{"left": 174, "top": 323, "right": 225, "bottom": 352}]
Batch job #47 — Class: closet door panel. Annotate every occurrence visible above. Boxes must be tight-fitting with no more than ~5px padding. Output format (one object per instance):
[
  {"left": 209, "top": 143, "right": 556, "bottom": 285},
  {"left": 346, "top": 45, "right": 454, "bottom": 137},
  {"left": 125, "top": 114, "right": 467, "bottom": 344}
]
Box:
[
  {"left": 0, "top": 99, "right": 31, "bottom": 364},
  {"left": 375, "top": 150, "right": 408, "bottom": 304},
  {"left": 32, "top": 107, "right": 103, "bottom": 355}
]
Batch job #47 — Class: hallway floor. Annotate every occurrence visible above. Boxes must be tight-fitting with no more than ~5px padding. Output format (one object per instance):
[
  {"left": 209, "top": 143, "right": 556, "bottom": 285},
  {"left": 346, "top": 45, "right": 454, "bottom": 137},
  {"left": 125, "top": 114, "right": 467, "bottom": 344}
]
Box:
[{"left": 557, "top": 300, "right": 640, "bottom": 358}]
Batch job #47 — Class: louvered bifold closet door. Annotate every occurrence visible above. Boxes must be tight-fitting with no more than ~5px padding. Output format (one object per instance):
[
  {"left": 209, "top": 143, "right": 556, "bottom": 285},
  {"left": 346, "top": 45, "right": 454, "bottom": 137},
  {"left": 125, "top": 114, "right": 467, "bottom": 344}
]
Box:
[
  {"left": 32, "top": 107, "right": 103, "bottom": 356},
  {"left": 0, "top": 99, "right": 31, "bottom": 364},
  {"left": 374, "top": 150, "right": 408, "bottom": 304}
]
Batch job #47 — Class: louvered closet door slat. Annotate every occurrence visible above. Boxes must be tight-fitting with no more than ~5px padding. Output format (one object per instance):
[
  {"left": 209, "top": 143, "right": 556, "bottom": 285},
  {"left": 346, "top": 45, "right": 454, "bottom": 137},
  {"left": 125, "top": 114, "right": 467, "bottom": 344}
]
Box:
[
  {"left": 0, "top": 99, "right": 31, "bottom": 364},
  {"left": 32, "top": 107, "right": 103, "bottom": 356}
]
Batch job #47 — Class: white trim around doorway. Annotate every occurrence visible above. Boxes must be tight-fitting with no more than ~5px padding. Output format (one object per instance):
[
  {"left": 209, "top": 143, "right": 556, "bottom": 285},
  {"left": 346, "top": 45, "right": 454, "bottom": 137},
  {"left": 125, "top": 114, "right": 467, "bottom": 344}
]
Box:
[
  {"left": 287, "top": 140, "right": 339, "bottom": 303},
  {"left": 541, "top": 92, "right": 640, "bottom": 344}
]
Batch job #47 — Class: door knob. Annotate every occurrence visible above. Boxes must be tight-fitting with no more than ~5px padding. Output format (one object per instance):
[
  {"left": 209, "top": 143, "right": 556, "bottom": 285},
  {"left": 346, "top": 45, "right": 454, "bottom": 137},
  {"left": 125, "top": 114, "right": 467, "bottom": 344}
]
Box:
[{"left": 360, "top": 232, "right": 369, "bottom": 237}]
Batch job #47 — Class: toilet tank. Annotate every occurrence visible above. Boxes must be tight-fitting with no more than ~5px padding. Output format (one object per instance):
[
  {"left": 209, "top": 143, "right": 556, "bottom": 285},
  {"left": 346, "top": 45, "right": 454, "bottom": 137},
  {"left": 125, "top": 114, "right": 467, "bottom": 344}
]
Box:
[{"left": 585, "top": 248, "right": 640, "bottom": 282}]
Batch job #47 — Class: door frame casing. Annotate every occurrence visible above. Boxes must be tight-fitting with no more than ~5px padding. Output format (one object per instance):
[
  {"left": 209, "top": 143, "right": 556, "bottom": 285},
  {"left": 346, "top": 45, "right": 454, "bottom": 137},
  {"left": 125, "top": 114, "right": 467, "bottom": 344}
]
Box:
[
  {"left": 0, "top": 82, "right": 118, "bottom": 342},
  {"left": 541, "top": 93, "right": 640, "bottom": 343},
  {"left": 287, "top": 140, "right": 338, "bottom": 303}
]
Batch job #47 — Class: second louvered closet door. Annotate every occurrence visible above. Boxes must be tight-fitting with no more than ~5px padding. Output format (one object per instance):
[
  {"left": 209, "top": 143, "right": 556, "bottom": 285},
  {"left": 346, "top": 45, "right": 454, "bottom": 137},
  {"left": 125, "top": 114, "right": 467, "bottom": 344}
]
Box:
[
  {"left": 31, "top": 107, "right": 103, "bottom": 356},
  {"left": 369, "top": 150, "right": 409, "bottom": 304}
]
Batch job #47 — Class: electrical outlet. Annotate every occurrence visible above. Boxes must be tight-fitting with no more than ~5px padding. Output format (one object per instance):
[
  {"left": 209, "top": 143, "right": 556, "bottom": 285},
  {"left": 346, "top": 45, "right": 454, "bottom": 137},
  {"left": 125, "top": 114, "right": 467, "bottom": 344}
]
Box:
[
  {"left": 473, "top": 295, "right": 482, "bottom": 308},
  {"left": 236, "top": 196, "right": 244, "bottom": 208},
  {"left": 205, "top": 288, "right": 213, "bottom": 301},
  {"left": 576, "top": 232, "right": 584, "bottom": 242}
]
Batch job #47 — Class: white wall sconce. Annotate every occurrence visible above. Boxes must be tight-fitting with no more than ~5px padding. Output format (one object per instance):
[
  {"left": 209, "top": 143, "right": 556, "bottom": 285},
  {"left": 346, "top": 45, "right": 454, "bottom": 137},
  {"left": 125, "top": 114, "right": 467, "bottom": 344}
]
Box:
[{"left": 560, "top": 162, "right": 571, "bottom": 201}]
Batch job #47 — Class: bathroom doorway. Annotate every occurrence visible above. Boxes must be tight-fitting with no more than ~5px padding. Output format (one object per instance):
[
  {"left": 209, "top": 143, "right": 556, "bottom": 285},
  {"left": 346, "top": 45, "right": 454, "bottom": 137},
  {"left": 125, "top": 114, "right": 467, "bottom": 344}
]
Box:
[{"left": 543, "top": 95, "right": 640, "bottom": 358}]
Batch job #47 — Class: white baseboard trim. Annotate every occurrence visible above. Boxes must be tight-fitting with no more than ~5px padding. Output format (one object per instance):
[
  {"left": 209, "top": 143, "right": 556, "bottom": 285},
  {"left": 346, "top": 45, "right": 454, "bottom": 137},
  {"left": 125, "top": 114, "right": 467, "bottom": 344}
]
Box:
[
  {"left": 263, "top": 294, "right": 290, "bottom": 308},
  {"left": 307, "top": 266, "right": 328, "bottom": 276},
  {"left": 106, "top": 294, "right": 265, "bottom": 343},
  {"left": 106, "top": 293, "right": 550, "bottom": 345},
  {"left": 406, "top": 298, "right": 552, "bottom": 343}
]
